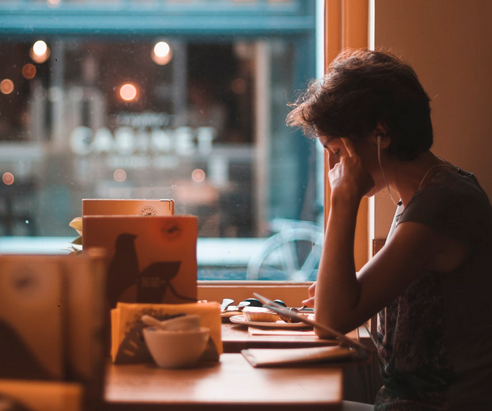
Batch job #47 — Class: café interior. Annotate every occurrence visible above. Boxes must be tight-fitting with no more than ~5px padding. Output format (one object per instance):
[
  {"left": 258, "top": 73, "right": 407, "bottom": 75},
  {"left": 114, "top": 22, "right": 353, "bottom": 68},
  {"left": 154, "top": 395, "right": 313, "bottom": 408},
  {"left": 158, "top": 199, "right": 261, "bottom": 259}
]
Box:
[{"left": 0, "top": 0, "right": 491, "bottom": 410}]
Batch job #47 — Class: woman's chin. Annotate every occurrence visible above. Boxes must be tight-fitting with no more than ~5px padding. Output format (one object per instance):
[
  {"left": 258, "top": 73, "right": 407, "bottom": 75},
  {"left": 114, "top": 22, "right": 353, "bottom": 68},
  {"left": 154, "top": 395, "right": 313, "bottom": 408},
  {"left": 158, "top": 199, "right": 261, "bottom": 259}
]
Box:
[{"left": 364, "top": 186, "right": 383, "bottom": 198}]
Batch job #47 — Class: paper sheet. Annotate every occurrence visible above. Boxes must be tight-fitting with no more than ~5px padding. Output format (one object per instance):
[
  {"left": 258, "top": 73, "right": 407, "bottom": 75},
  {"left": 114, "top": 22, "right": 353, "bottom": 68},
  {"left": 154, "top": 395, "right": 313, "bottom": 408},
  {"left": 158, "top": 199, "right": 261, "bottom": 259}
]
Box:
[
  {"left": 248, "top": 327, "right": 317, "bottom": 336},
  {"left": 242, "top": 346, "right": 358, "bottom": 368}
]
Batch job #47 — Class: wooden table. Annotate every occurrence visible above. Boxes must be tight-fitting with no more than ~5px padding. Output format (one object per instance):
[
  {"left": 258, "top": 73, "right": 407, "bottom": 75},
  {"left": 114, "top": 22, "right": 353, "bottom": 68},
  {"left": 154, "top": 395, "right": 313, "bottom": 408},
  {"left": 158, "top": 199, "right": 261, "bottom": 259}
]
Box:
[
  {"left": 104, "top": 354, "right": 343, "bottom": 411},
  {"left": 220, "top": 322, "right": 377, "bottom": 404}
]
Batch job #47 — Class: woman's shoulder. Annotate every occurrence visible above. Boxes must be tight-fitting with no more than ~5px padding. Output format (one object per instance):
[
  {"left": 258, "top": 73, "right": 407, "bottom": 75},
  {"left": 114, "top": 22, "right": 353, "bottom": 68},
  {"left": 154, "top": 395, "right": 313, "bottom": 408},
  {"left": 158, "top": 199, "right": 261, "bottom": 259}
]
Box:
[
  {"left": 400, "top": 168, "right": 492, "bottom": 248},
  {"left": 410, "top": 167, "right": 489, "bottom": 209}
]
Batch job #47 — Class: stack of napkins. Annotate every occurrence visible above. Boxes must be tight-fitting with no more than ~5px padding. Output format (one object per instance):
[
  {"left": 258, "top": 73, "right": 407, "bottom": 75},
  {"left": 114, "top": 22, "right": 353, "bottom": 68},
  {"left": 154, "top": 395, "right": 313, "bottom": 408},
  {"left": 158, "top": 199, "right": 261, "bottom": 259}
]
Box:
[
  {"left": 0, "top": 252, "right": 107, "bottom": 411},
  {"left": 111, "top": 302, "right": 222, "bottom": 364}
]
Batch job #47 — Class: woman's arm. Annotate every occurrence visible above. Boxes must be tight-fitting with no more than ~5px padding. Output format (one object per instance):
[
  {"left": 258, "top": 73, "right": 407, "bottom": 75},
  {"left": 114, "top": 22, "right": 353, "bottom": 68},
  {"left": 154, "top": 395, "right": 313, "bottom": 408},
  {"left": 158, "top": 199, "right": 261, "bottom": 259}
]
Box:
[
  {"left": 315, "top": 218, "right": 447, "bottom": 337},
  {"left": 313, "top": 138, "right": 463, "bottom": 338}
]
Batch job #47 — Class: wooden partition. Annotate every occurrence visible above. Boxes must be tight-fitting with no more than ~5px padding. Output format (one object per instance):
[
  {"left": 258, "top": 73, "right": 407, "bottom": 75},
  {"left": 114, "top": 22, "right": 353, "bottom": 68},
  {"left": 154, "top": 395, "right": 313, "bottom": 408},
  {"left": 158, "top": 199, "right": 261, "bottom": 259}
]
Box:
[{"left": 323, "top": 1, "right": 384, "bottom": 404}]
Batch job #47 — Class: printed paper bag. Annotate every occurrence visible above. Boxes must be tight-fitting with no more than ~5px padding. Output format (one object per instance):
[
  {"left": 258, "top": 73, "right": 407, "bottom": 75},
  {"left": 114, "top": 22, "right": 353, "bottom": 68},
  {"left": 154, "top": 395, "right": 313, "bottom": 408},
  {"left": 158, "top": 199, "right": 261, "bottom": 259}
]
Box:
[
  {"left": 111, "top": 302, "right": 222, "bottom": 364},
  {"left": 83, "top": 215, "right": 198, "bottom": 308}
]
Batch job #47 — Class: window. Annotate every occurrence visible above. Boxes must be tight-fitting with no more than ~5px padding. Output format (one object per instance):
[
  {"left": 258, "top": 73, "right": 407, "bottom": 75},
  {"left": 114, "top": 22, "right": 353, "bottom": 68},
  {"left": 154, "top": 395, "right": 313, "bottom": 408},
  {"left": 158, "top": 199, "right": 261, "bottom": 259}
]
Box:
[{"left": 0, "top": 0, "right": 323, "bottom": 283}]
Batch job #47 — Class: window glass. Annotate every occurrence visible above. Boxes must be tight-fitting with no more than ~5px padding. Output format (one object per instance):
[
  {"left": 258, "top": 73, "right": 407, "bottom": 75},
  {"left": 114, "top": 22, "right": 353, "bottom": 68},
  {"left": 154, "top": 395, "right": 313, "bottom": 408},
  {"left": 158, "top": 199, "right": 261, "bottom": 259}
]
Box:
[{"left": 0, "top": 0, "right": 321, "bottom": 281}]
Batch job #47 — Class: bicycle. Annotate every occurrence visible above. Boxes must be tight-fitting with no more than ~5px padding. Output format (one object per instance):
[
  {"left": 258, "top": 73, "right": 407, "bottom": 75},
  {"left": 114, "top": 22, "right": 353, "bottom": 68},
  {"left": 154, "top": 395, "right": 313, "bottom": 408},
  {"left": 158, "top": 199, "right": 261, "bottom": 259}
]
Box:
[{"left": 246, "top": 218, "right": 324, "bottom": 282}]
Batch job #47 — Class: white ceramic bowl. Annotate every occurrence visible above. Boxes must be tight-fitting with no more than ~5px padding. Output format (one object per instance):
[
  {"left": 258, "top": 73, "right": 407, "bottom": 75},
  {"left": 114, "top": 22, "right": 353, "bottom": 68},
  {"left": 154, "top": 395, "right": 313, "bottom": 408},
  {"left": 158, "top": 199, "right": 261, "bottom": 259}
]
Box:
[{"left": 143, "top": 327, "right": 210, "bottom": 369}]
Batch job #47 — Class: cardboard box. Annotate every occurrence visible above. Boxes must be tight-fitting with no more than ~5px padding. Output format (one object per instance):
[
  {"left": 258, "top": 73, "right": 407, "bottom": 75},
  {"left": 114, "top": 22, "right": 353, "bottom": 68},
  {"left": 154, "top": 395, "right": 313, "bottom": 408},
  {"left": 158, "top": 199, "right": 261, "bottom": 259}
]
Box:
[{"left": 82, "top": 199, "right": 174, "bottom": 216}]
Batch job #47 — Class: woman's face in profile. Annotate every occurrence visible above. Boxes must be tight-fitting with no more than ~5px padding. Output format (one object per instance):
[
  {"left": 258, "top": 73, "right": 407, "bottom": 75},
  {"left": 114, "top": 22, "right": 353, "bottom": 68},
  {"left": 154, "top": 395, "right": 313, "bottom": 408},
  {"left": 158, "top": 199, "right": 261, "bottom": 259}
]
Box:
[{"left": 318, "top": 135, "right": 386, "bottom": 197}]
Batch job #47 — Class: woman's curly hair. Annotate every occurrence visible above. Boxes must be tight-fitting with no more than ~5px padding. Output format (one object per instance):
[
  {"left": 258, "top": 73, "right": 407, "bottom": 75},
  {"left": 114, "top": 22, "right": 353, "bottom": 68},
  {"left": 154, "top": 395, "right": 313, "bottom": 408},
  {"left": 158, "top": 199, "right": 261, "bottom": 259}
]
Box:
[{"left": 287, "top": 49, "right": 433, "bottom": 161}]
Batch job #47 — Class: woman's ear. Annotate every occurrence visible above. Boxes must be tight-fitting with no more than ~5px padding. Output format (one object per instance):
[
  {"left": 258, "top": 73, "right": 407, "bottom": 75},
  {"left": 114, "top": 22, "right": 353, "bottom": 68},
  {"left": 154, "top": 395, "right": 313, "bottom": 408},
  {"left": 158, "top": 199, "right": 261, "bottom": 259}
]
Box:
[
  {"left": 371, "top": 123, "right": 390, "bottom": 149},
  {"left": 375, "top": 134, "right": 391, "bottom": 149}
]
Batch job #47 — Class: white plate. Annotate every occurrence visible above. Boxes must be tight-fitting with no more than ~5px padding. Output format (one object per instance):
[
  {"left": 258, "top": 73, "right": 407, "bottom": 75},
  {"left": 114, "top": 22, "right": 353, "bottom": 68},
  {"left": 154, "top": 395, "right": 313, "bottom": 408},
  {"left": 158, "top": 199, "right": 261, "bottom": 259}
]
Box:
[
  {"left": 229, "top": 315, "right": 312, "bottom": 329},
  {"left": 221, "top": 311, "right": 242, "bottom": 318}
]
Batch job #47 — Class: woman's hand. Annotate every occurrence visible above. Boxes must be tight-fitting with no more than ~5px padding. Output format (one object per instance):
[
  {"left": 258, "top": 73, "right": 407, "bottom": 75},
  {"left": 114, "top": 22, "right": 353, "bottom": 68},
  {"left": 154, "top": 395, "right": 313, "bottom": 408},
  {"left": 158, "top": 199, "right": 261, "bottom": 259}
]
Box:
[
  {"left": 328, "top": 138, "right": 374, "bottom": 201},
  {"left": 302, "top": 282, "right": 316, "bottom": 307}
]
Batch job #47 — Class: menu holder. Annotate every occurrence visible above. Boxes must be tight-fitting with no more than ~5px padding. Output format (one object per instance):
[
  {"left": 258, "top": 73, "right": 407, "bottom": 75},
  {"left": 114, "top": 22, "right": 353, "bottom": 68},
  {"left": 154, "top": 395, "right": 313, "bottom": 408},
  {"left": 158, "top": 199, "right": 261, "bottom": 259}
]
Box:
[
  {"left": 83, "top": 215, "right": 198, "bottom": 309},
  {"left": 65, "top": 250, "right": 108, "bottom": 410},
  {"left": 0, "top": 381, "right": 83, "bottom": 411},
  {"left": 111, "top": 302, "right": 222, "bottom": 364},
  {"left": 0, "top": 256, "right": 65, "bottom": 381},
  {"left": 0, "top": 252, "right": 108, "bottom": 410}
]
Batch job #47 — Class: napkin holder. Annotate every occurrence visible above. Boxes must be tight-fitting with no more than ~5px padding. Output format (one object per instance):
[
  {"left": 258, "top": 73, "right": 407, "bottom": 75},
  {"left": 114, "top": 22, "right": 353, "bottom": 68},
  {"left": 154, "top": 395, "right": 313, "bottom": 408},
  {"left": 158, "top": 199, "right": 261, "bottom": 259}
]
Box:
[{"left": 111, "top": 302, "right": 222, "bottom": 364}]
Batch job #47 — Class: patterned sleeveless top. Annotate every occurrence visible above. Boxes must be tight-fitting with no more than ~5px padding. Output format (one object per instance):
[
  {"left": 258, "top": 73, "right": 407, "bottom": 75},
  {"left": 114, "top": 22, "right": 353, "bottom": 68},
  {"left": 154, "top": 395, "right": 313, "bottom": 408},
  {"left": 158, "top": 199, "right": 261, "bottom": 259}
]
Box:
[{"left": 375, "top": 168, "right": 492, "bottom": 411}]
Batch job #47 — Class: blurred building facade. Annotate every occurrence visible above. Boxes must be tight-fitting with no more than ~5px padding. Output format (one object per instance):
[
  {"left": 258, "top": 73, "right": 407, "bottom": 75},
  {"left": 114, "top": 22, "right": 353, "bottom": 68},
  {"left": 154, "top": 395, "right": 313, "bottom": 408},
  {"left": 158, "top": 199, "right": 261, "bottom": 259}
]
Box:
[{"left": 0, "top": 0, "right": 320, "bottom": 278}]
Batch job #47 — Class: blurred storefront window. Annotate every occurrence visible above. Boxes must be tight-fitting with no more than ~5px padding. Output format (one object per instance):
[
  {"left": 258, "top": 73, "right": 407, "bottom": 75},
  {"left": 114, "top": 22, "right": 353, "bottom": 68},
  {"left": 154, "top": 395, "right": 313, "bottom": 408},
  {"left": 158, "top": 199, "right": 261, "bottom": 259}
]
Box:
[{"left": 0, "top": 0, "right": 321, "bottom": 280}]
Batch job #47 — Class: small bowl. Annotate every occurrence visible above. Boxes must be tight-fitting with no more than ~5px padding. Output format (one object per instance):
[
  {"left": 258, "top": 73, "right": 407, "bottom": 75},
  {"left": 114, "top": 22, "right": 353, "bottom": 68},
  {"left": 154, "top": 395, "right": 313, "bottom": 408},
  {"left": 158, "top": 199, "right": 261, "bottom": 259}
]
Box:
[{"left": 143, "top": 327, "right": 210, "bottom": 369}]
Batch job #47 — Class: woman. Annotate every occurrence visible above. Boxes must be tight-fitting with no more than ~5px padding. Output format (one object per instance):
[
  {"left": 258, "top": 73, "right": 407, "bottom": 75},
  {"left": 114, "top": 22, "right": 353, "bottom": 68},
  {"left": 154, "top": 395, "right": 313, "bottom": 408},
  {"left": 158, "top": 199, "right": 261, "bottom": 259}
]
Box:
[{"left": 287, "top": 49, "right": 492, "bottom": 410}]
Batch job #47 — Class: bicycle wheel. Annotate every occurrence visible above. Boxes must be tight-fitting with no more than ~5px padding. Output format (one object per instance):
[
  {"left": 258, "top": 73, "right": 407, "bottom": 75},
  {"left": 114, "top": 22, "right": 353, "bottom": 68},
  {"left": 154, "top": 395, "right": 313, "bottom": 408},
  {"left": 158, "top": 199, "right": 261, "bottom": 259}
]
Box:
[{"left": 246, "top": 227, "right": 323, "bottom": 281}]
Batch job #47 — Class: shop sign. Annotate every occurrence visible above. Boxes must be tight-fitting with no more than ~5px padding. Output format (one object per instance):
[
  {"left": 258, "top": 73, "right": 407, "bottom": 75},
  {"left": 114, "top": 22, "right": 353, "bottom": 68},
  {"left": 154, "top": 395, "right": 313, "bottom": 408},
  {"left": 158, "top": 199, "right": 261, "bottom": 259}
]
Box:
[{"left": 70, "top": 126, "right": 215, "bottom": 156}]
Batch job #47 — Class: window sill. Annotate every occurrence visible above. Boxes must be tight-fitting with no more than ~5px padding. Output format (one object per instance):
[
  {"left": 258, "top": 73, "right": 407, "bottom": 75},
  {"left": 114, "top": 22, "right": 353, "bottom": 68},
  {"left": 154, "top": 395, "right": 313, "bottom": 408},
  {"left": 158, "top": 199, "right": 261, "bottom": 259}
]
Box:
[{"left": 198, "top": 281, "right": 313, "bottom": 306}]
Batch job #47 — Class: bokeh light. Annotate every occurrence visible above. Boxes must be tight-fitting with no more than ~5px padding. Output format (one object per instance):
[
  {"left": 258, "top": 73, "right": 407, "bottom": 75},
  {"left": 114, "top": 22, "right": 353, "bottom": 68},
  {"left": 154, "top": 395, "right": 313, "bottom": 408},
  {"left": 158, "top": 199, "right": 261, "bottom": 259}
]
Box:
[
  {"left": 119, "top": 84, "right": 137, "bottom": 101},
  {"left": 2, "top": 172, "right": 14, "bottom": 185},
  {"left": 0, "top": 79, "right": 14, "bottom": 95},
  {"left": 231, "top": 78, "right": 247, "bottom": 94},
  {"left": 151, "top": 41, "right": 173, "bottom": 65},
  {"left": 22, "top": 64, "right": 37, "bottom": 80},
  {"left": 154, "top": 42, "right": 170, "bottom": 58},
  {"left": 33, "top": 40, "right": 47, "bottom": 56},
  {"left": 30, "top": 40, "right": 50, "bottom": 63},
  {"left": 192, "top": 169, "right": 206, "bottom": 183},
  {"left": 47, "top": 0, "right": 61, "bottom": 6},
  {"left": 113, "top": 169, "right": 127, "bottom": 182}
]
